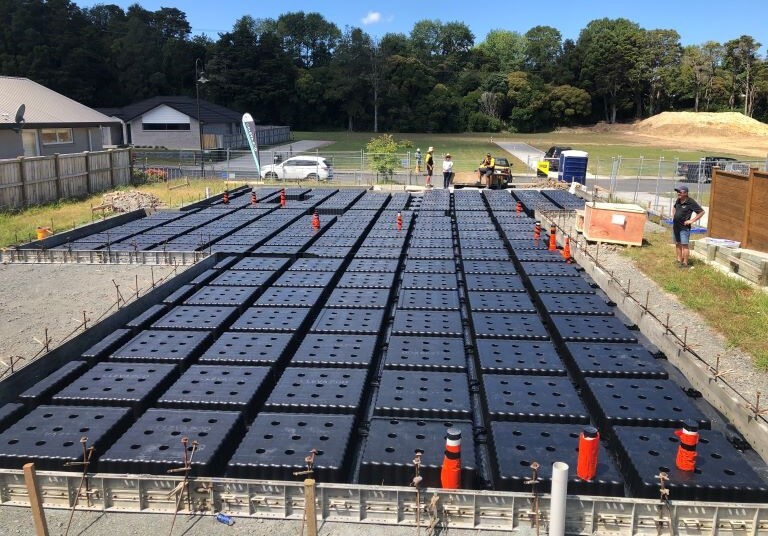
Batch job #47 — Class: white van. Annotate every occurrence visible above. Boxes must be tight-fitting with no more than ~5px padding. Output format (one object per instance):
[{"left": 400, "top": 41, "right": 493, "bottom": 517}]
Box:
[{"left": 261, "top": 155, "right": 333, "bottom": 181}]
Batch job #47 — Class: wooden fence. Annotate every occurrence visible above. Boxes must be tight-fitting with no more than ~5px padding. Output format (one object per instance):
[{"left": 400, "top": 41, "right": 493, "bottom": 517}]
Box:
[
  {"left": 0, "top": 149, "right": 132, "bottom": 209},
  {"left": 709, "top": 167, "right": 768, "bottom": 252}
]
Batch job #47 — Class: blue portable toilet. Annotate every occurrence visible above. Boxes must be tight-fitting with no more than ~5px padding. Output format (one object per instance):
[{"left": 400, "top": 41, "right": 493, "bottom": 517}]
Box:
[{"left": 558, "top": 150, "right": 588, "bottom": 185}]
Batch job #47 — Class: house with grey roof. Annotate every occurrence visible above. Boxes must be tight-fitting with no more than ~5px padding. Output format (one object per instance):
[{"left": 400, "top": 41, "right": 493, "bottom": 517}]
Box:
[{"left": 0, "top": 76, "right": 121, "bottom": 160}]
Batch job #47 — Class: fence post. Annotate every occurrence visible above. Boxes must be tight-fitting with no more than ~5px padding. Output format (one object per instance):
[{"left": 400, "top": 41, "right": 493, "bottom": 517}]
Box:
[
  {"left": 108, "top": 149, "right": 115, "bottom": 188},
  {"left": 84, "top": 151, "right": 92, "bottom": 194},
  {"left": 53, "top": 153, "right": 62, "bottom": 199},
  {"left": 18, "top": 156, "right": 28, "bottom": 208}
]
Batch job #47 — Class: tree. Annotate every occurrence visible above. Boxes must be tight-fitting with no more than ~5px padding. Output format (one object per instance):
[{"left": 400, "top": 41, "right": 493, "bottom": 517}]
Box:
[
  {"left": 276, "top": 11, "right": 340, "bottom": 68},
  {"left": 366, "top": 134, "right": 404, "bottom": 180},
  {"left": 724, "top": 35, "right": 762, "bottom": 116},
  {"left": 548, "top": 85, "right": 591, "bottom": 125},
  {"left": 475, "top": 30, "right": 526, "bottom": 72},
  {"left": 524, "top": 26, "right": 562, "bottom": 82},
  {"left": 644, "top": 29, "right": 682, "bottom": 115}
]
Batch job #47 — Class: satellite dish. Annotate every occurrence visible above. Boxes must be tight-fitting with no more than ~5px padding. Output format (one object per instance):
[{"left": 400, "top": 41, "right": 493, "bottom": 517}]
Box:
[{"left": 12, "top": 104, "right": 25, "bottom": 132}]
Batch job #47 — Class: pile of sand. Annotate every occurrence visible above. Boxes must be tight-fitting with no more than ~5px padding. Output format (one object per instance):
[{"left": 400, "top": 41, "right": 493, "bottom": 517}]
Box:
[
  {"left": 635, "top": 111, "right": 768, "bottom": 137},
  {"left": 103, "top": 190, "right": 165, "bottom": 212}
]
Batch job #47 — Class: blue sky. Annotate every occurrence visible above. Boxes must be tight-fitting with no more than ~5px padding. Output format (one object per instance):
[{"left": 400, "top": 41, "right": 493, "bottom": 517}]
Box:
[{"left": 76, "top": 0, "right": 767, "bottom": 51}]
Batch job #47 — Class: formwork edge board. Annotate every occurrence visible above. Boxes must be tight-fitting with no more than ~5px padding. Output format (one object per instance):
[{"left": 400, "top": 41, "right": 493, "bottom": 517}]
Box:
[
  {"left": 573, "top": 247, "right": 768, "bottom": 463},
  {"left": 0, "top": 469, "right": 766, "bottom": 534}
]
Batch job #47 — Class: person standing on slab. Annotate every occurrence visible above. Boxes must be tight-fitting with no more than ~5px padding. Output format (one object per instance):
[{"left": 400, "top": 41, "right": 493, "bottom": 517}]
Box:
[
  {"left": 672, "top": 185, "right": 705, "bottom": 268},
  {"left": 425, "top": 147, "right": 434, "bottom": 188},
  {"left": 442, "top": 153, "right": 454, "bottom": 189}
]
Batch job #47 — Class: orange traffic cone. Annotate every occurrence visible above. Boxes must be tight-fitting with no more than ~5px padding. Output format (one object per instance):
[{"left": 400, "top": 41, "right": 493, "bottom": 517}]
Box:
[
  {"left": 577, "top": 426, "right": 599, "bottom": 481},
  {"left": 280, "top": 188, "right": 286, "bottom": 208},
  {"left": 516, "top": 201, "right": 522, "bottom": 213},
  {"left": 440, "top": 428, "right": 462, "bottom": 489},
  {"left": 534, "top": 221, "right": 541, "bottom": 241},
  {"left": 674, "top": 420, "right": 699, "bottom": 472},
  {"left": 562, "top": 236, "right": 572, "bottom": 263},
  {"left": 397, "top": 212, "right": 403, "bottom": 231},
  {"left": 251, "top": 191, "right": 258, "bottom": 205},
  {"left": 548, "top": 224, "right": 557, "bottom": 251},
  {"left": 312, "top": 211, "right": 320, "bottom": 230},
  {"left": 223, "top": 190, "right": 229, "bottom": 204}
]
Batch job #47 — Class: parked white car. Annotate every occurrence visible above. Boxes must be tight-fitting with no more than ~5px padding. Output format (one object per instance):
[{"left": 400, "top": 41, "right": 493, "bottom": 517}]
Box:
[{"left": 261, "top": 155, "right": 333, "bottom": 181}]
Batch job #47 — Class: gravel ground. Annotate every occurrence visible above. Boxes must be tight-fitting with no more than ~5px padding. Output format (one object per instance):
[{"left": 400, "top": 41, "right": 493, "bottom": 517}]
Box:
[{"left": 0, "top": 221, "right": 767, "bottom": 535}]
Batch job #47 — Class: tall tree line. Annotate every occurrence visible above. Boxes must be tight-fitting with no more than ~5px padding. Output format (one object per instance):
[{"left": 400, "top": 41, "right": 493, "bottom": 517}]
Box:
[{"left": 1, "top": 1, "right": 766, "bottom": 132}]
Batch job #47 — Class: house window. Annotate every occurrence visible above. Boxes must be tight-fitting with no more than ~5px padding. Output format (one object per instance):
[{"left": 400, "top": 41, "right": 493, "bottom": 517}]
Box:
[
  {"left": 40, "top": 128, "right": 73, "bottom": 145},
  {"left": 142, "top": 123, "right": 191, "bottom": 131}
]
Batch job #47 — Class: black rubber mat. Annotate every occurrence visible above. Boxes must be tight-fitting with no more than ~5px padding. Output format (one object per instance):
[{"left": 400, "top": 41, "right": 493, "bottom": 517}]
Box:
[
  {"left": 231, "top": 257, "right": 290, "bottom": 271},
  {"left": 227, "top": 413, "right": 356, "bottom": 481},
  {"left": 401, "top": 272, "right": 458, "bottom": 290},
  {"left": 346, "top": 258, "right": 399, "bottom": 272},
  {"left": 403, "top": 259, "right": 456, "bottom": 273},
  {"left": 310, "top": 308, "right": 386, "bottom": 334},
  {"left": 462, "top": 260, "right": 517, "bottom": 274},
  {"left": 528, "top": 276, "right": 596, "bottom": 294},
  {"left": 539, "top": 294, "right": 615, "bottom": 316},
  {"left": 464, "top": 274, "right": 526, "bottom": 292},
  {"left": 272, "top": 271, "right": 335, "bottom": 288},
  {"left": 374, "top": 370, "right": 471, "bottom": 419},
  {"left": 209, "top": 270, "right": 276, "bottom": 287},
  {"left": 326, "top": 288, "right": 390, "bottom": 308},
  {"left": 519, "top": 262, "right": 582, "bottom": 277},
  {"left": 288, "top": 258, "right": 345, "bottom": 272},
  {"left": 337, "top": 271, "right": 397, "bottom": 289}
]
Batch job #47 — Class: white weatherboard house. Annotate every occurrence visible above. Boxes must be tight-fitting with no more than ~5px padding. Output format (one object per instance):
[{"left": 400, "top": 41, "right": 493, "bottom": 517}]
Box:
[{"left": 0, "top": 76, "right": 120, "bottom": 160}]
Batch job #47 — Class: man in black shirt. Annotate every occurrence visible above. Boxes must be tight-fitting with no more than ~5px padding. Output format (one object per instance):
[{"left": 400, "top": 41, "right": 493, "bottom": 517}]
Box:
[{"left": 672, "top": 185, "right": 705, "bottom": 268}]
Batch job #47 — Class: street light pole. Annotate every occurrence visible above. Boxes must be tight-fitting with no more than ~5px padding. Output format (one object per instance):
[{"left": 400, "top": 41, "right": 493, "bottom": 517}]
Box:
[{"left": 195, "top": 58, "right": 209, "bottom": 178}]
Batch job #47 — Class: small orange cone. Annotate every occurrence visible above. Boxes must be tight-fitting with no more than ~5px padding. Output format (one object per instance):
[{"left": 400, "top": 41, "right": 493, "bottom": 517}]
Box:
[
  {"left": 397, "top": 212, "right": 403, "bottom": 231},
  {"left": 312, "top": 211, "right": 320, "bottom": 230},
  {"left": 548, "top": 224, "right": 557, "bottom": 251},
  {"left": 562, "top": 236, "right": 572, "bottom": 263},
  {"left": 674, "top": 420, "right": 699, "bottom": 472},
  {"left": 440, "top": 428, "right": 462, "bottom": 489},
  {"left": 280, "top": 188, "right": 286, "bottom": 208},
  {"left": 577, "top": 426, "right": 599, "bottom": 481},
  {"left": 251, "top": 191, "right": 258, "bottom": 205},
  {"left": 223, "top": 190, "right": 229, "bottom": 204},
  {"left": 516, "top": 201, "right": 522, "bottom": 213},
  {"left": 534, "top": 221, "right": 541, "bottom": 241}
]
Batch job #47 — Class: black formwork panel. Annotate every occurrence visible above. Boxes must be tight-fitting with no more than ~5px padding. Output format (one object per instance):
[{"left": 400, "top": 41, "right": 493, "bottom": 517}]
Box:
[
  {"left": 18, "top": 361, "right": 89, "bottom": 404},
  {"left": 397, "top": 290, "right": 460, "bottom": 310},
  {"left": 384, "top": 336, "right": 467, "bottom": 371},
  {"left": 403, "top": 259, "right": 455, "bottom": 273},
  {"left": 304, "top": 246, "right": 353, "bottom": 258},
  {"left": 209, "top": 270, "right": 275, "bottom": 287},
  {"left": 326, "top": 288, "right": 390, "bottom": 309},
  {"left": 272, "top": 271, "right": 335, "bottom": 288},
  {"left": 583, "top": 378, "right": 711, "bottom": 430},
  {"left": 231, "top": 257, "right": 290, "bottom": 271},
  {"left": 288, "top": 257, "right": 345, "bottom": 272},
  {"left": 158, "top": 365, "right": 271, "bottom": 411},
  {"left": 290, "top": 334, "right": 378, "bottom": 368},
  {"left": 354, "top": 247, "right": 403, "bottom": 259},
  {"left": 0, "top": 403, "right": 25, "bottom": 432},
  {"left": 81, "top": 329, "right": 133, "bottom": 360},
  {"left": 471, "top": 312, "right": 549, "bottom": 340},
  {"left": 462, "top": 260, "right": 517, "bottom": 275},
  {"left": 347, "top": 258, "right": 399, "bottom": 272},
  {"left": 314, "top": 236, "right": 359, "bottom": 247},
  {"left": 550, "top": 315, "right": 637, "bottom": 343},
  {"left": 528, "top": 275, "right": 596, "bottom": 294},
  {"left": 520, "top": 262, "right": 582, "bottom": 277},
  {"left": 461, "top": 249, "right": 511, "bottom": 261},
  {"left": 51, "top": 362, "right": 177, "bottom": 410},
  {"left": 255, "top": 287, "right": 325, "bottom": 308},
  {"left": 254, "top": 244, "right": 304, "bottom": 256},
  {"left": 539, "top": 294, "right": 614, "bottom": 316},
  {"left": 264, "top": 368, "right": 368, "bottom": 414},
  {"left": 361, "top": 237, "right": 407, "bottom": 248},
  {"left": 152, "top": 305, "right": 238, "bottom": 332},
  {"left": 200, "top": 332, "right": 294, "bottom": 366},
  {"left": 374, "top": 371, "right": 471, "bottom": 419},
  {"left": 391, "top": 310, "right": 463, "bottom": 337},
  {"left": 565, "top": 342, "right": 668, "bottom": 379},
  {"left": 98, "top": 408, "right": 243, "bottom": 476},
  {"left": 360, "top": 418, "right": 477, "bottom": 488},
  {"left": 490, "top": 422, "right": 624, "bottom": 495},
  {"left": 476, "top": 340, "right": 566, "bottom": 375},
  {"left": 482, "top": 375, "right": 588, "bottom": 423},
  {"left": 227, "top": 413, "right": 356, "bottom": 482},
  {"left": 412, "top": 230, "right": 452, "bottom": 239},
  {"left": 409, "top": 238, "right": 454, "bottom": 248},
  {"left": 337, "top": 271, "right": 397, "bottom": 289},
  {"left": 467, "top": 292, "right": 536, "bottom": 312},
  {"left": 126, "top": 304, "right": 167, "bottom": 329},
  {"left": 231, "top": 307, "right": 312, "bottom": 332},
  {"left": 515, "top": 250, "right": 570, "bottom": 262},
  {"left": 110, "top": 330, "right": 212, "bottom": 363},
  {"left": 460, "top": 239, "right": 506, "bottom": 249},
  {"left": 183, "top": 285, "right": 259, "bottom": 307},
  {"left": 162, "top": 284, "right": 197, "bottom": 305},
  {"left": 506, "top": 239, "right": 550, "bottom": 250},
  {"left": 464, "top": 274, "right": 525, "bottom": 292},
  {"left": 407, "top": 248, "right": 455, "bottom": 260},
  {"left": 401, "top": 272, "right": 457, "bottom": 290},
  {"left": 0, "top": 405, "right": 132, "bottom": 470},
  {"left": 612, "top": 426, "right": 768, "bottom": 502},
  {"left": 310, "top": 308, "right": 386, "bottom": 335}
]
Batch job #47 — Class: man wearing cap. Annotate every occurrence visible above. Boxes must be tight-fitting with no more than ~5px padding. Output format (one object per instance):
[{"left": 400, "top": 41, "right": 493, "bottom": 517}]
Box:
[
  {"left": 425, "top": 147, "right": 434, "bottom": 188},
  {"left": 442, "top": 153, "right": 454, "bottom": 189},
  {"left": 672, "top": 185, "right": 705, "bottom": 268},
  {"left": 479, "top": 152, "right": 495, "bottom": 188}
]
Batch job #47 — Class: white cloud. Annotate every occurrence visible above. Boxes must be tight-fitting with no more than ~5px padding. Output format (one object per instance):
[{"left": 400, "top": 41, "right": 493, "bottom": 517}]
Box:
[{"left": 362, "top": 11, "right": 381, "bottom": 25}]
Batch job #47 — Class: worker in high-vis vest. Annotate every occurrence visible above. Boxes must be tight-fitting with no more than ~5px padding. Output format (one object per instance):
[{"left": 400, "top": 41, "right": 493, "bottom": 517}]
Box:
[{"left": 479, "top": 152, "right": 495, "bottom": 188}]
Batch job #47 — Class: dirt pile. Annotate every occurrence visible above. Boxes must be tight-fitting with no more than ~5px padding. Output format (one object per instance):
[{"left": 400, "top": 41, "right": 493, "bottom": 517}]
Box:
[
  {"left": 103, "top": 190, "right": 165, "bottom": 212},
  {"left": 635, "top": 111, "right": 768, "bottom": 137}
]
